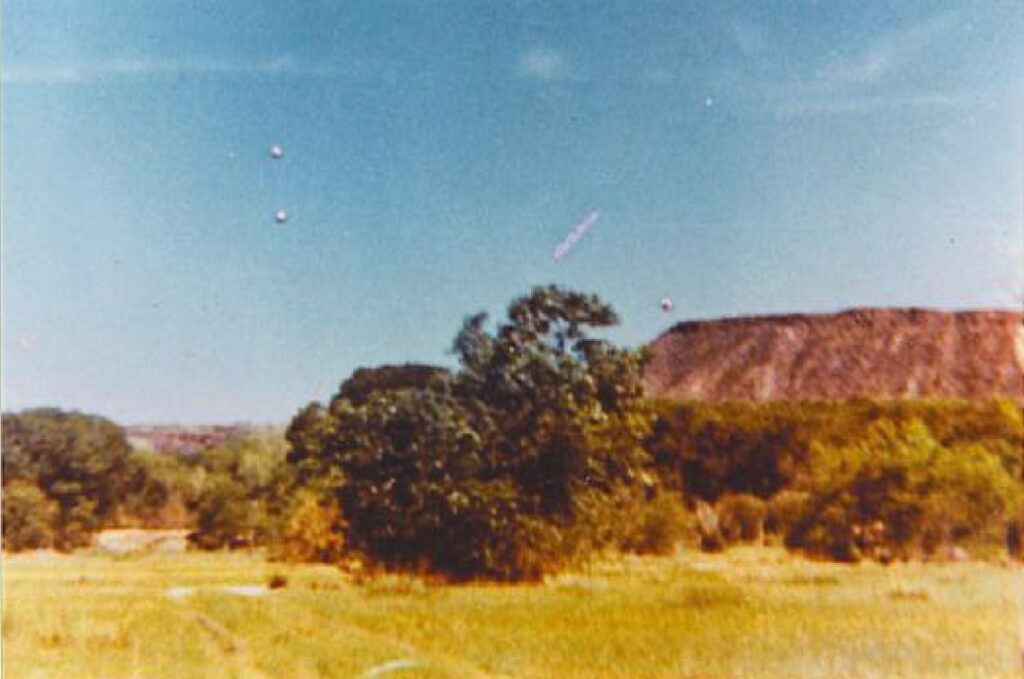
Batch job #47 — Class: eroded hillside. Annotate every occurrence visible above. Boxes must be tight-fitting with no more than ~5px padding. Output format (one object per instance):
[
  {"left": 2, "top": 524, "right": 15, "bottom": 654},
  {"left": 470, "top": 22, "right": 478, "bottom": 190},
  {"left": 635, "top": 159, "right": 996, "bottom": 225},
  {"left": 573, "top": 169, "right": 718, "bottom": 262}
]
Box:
[{"left": 644, "top": 308, "right": 1024, "bottom": 403}]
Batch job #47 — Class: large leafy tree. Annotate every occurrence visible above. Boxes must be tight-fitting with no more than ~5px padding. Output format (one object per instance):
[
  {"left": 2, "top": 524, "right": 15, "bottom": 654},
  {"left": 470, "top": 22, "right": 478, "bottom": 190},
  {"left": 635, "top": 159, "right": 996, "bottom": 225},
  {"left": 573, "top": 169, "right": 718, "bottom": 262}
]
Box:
[
  {"left": 286, "top": 286, "right": 655, "bottom": 580},
  {"left": 2, "top": 409, "right": 138, "bottom": 548},
  {"left": 449, "top": 287, "right": 654, "bottom": 560}
]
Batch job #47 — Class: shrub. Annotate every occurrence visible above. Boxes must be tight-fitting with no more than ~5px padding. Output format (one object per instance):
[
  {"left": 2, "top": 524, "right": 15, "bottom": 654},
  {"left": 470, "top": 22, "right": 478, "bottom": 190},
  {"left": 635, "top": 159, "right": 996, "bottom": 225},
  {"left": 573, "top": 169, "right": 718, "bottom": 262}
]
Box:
[
  {"left": 785, "top": 420, "right": 1022, "bottom": 562},
  {"left": 622, "top": 494, "right": 690, "bottom": 555},
  {"left": 273, "top": 491, "right": 345, "bottom": 563},
  {"left": 766, "top": 490, "right": 809, "bottom": 538},
  {"left": 190, "top": 476, "right": 254, "bottom": 549},
  {"left": 188, "top": 434, "right": 290, "bottom": 550},
  {"left": 786, "top": 503, "right": 861, "bottom": 562},
  {"left": 717, "top": 493, "right": 766, "bottom": 544},
  {"left": 59, "top": 499, "right": 103, "bottom": 549},
  {"left": 2, "top": 481, "right": 58, "bottom": 551}
]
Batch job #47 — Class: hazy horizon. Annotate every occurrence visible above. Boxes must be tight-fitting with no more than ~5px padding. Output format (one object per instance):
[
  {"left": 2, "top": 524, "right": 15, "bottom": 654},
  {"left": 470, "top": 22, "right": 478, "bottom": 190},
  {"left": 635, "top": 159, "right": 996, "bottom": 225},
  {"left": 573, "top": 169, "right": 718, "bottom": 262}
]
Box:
[{"left": 3, "top": 1, "right": 1022, "bottom": 425}]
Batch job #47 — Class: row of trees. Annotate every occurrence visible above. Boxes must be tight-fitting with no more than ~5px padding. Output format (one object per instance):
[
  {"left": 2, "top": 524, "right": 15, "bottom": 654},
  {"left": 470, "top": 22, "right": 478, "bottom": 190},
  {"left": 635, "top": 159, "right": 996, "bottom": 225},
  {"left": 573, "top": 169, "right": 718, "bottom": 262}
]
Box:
[
  {"left": 4, "top": 287, "right": 1021, "bottom": 577},
  {"left": 0, "top": 408, "right": 291, "bottom": 553},
  {"left": 647, "top": 398, "right": 1022, "bottom": 501},
  {"left": 783, "top": 420, "right": 1020, "bottom": 561},
  {"left": 2, "top": 287, "right": 662, "bottom": 579},
  {"left": 646, "top": 398, "right": 1022, "bottom": 560}
]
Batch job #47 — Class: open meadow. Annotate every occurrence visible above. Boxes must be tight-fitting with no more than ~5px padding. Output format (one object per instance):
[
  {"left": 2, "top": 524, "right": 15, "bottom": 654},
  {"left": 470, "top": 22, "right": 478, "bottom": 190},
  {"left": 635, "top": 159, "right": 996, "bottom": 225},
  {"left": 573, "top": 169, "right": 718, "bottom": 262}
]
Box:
[{"left": 3, "top": 547, "right": 1021, "bottom": 679}]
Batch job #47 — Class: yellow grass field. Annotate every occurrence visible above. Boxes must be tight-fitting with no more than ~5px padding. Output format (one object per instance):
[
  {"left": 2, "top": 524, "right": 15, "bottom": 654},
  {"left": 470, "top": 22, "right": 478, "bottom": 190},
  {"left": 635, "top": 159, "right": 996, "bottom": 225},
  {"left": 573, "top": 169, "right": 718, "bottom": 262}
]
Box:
[{"left": 3, "top": 547, "right": 1021, "bottom": 678}]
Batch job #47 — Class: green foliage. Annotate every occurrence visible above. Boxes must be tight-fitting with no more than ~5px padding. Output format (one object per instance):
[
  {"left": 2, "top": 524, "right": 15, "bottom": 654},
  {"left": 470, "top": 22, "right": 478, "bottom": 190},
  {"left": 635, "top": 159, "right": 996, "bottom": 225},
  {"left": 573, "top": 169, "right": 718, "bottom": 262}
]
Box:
[
  {"left": 621, "top": 493, "right": 691, "bottom": 555},
  {"left": 765, "top": 490, "right": 810, "bottom": 538},
  {"left": 646, "top": 398, "right": 1022, "bottom": 504},
  {"left": 191, "top": 475, "right": 255, "bottom": 549},
  {"left": 646, "top": 401, "right": 809, "bottom": 501},
  {"left": 188, "top": 433, "right": 291, "bottom": 550},
  {"left": 286, "top": 286, "right": 655, "bottom": 580},
  {"left": 334, "top": 364, "right": 449, "bottom": 406},
  {"left": 1, "top": 409, "right": 139, "bottom": 549},
  {"left": 2, "top": 481, "right": 59, "bottom": 551},
  {"left": 717, "top": 493, "right": 766, "bottom": 544},
  {"left": 119, "top": 451, "right": 196, "bottom": 528},
  {"left": 273, "top": 490, "right": 345, "bottom": 563},
  {"left": 785, "top": 420, "right": 1022, "bottom": 561}
]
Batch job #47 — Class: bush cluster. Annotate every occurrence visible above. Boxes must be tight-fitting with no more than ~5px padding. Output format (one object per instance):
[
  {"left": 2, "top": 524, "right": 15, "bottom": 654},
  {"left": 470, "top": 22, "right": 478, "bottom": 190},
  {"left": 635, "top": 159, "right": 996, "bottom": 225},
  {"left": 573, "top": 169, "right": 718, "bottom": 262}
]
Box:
[
  {"left": 647, "top": 398, "right": 1022, "bottom": 561},
  {"left": 781, "top": 420, "right": 1021, "bottom": 561}
]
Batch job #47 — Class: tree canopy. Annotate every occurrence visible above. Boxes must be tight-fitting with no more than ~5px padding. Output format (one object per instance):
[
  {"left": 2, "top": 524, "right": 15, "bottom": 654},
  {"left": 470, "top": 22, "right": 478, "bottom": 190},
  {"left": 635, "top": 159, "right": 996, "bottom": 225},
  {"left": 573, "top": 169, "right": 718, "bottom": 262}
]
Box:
[
  {"left": 2, "top": 409, "right": 137, "bottom": 548},
  {"left": 286, "top": 286, "right": 655, "bottom": 580}
]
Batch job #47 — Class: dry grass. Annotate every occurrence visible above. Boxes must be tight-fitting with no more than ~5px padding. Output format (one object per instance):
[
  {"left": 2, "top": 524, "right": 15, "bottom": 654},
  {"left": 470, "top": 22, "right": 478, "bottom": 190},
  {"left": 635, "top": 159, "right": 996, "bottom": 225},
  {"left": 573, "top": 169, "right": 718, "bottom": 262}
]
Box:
[{"left": 3, "top": 547, "right": 1021, "bottom": 678}]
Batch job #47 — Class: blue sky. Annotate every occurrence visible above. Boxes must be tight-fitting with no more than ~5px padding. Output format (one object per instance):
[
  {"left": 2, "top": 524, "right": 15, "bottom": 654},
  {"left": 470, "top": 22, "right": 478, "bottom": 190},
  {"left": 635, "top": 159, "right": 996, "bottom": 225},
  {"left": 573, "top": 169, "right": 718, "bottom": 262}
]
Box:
[{"left": 3, "top": 1, "right": 1022, "bottom": 424}]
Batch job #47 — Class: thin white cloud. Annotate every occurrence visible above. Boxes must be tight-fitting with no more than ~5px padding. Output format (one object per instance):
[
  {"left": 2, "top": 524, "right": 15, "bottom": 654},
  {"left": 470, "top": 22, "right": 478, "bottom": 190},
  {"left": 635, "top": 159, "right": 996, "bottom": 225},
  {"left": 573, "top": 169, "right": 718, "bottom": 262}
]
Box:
[
  {"left": 516, "top": 47, "right": 570, "bottom": 82},
  {"left": 722, "top": 9, "right": 985, "bottom": 118},
  {"left": 2, "top": 56, "right": 340, "bottom": 85},
  {"left": 820, "top": 10, "right": 959, "bottom": 86}
]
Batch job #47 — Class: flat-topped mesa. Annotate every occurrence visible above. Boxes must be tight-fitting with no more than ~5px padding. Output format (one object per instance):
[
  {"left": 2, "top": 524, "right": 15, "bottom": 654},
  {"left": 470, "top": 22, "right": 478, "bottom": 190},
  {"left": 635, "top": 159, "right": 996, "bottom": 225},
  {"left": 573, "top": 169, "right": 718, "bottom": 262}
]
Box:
[{"left": 643, "top": 307, "right": 1024, "bottom": 403}]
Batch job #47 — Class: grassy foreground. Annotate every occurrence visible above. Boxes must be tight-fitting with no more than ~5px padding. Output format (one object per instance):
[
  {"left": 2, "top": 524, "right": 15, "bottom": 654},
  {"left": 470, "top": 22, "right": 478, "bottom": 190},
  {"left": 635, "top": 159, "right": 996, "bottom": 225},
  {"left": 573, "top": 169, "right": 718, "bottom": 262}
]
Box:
[{"left": 3, "top": 547, "right": 1021, "bottom": 678}]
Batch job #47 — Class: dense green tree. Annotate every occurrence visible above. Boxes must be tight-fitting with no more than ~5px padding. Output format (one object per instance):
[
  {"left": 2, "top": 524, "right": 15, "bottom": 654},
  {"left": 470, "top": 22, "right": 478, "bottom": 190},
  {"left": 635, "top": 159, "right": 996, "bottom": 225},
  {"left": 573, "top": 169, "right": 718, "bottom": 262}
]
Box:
[
  {"left": 2, "top": 481, "right": 59, "bottom": 551},
  {"left": 448, "top": 287, "right": 654, "bottom": 569},
  {"left": 286, "top": 286, "right": 655, "bottom": 580},
  {"left": 334, "top": 364, "right": 449, "bottom": 406},
  {"left": 646, "top": 401, "right": 804, "bottom": 500},
  {"left": 2, "top": 409, "right": 137, "bottom": 548},
  {"left": 120, "top": 451, "right": 197, "bottom": 528}
]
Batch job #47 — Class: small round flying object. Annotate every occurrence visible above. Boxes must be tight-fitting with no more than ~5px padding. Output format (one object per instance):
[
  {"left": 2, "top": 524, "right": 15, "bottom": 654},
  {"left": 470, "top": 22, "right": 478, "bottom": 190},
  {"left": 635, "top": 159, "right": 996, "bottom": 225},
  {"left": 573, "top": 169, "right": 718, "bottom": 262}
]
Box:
[
  {"left": 269, "top": 144, "right": 283, "bottom": 159},
  {"left": 274, "top": 209, "right": 288, "bottom": 224},
  {"left": 660, "top": 297, "right": 674, "bottom": 313}
]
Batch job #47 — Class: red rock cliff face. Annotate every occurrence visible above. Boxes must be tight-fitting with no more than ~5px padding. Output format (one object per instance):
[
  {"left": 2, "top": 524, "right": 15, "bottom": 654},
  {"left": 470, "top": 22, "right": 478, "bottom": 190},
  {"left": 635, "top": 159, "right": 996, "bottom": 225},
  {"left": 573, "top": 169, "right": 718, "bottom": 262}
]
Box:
[{"left": 644, "top": 308, "right": 1024, "bottom": 403}]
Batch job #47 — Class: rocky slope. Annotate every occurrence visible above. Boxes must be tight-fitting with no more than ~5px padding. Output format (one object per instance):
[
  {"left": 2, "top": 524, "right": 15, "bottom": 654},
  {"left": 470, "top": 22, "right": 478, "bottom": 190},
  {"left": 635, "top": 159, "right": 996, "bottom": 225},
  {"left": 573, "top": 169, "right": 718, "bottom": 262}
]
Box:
[
  {"left": 644, "top": 308, "right": 1024, "bottom": 403},
  {"left": 125, "top": 424, "right": 254, "bottom": 454}
]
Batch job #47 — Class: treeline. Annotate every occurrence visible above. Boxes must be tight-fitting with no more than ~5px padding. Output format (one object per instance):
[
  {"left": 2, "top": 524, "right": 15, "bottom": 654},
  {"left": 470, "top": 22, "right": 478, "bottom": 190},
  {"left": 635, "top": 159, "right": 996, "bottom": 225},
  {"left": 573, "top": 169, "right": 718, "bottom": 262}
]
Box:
[
  {"left": 1, "top": 408, "right": 289, "bottom": 552},
  {"left": 3, "top": 287, "right": 1021, "bottom": 577},
  {"left": 648, "top": 398, "right": 1022, "bottom": 561}
]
